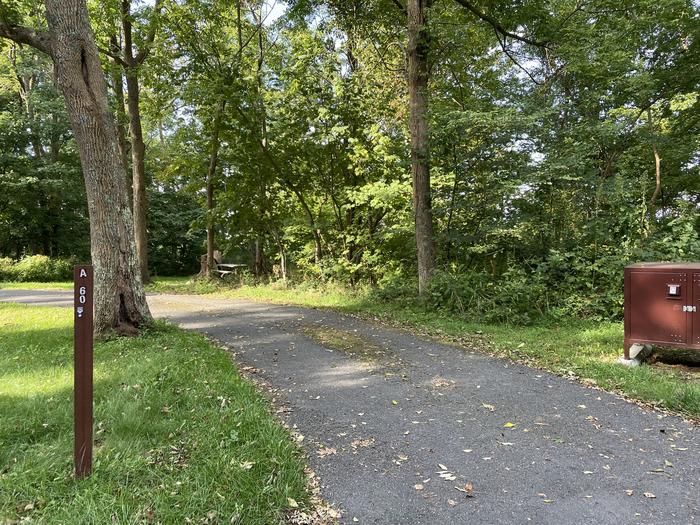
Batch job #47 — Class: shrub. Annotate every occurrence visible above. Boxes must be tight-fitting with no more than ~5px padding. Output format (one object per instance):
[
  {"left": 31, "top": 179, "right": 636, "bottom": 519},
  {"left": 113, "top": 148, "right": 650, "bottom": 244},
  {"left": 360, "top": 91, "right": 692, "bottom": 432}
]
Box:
[
  {"left": 0, "top": 258, "right": 16, "bottom": 281},
  {"left": 7, "top": 256, "right": 74, "bottom": 282},
  {"left": 421, "top": 269, "right": 547, "bottom": 325},
  {"left": 374, "top": 269, "right": 417, "bottom": 304}
]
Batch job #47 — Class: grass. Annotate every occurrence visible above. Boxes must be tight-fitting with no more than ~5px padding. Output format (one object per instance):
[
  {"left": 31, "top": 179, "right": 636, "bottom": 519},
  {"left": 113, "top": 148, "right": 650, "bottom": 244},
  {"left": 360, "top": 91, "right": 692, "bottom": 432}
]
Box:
[
  {"left": 0, "top": 281, "right": 72, "bottom": 290},
  {"left": 0, "top": 277, "right": 198, "bottom": 293},
  {"left": 0, "top": 303, "right": 310, "bottom": 525}
]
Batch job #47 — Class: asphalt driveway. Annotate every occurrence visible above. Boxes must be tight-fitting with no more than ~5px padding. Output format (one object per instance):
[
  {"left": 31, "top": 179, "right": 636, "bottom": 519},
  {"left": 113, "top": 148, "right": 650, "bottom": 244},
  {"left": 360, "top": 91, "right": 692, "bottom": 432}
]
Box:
[{"left": 1, "top": 289, "right": 697, "bottom": 524}]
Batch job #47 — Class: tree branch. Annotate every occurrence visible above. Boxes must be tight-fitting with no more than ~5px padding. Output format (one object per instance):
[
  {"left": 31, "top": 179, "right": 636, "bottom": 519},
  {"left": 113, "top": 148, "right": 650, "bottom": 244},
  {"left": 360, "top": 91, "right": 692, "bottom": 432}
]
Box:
[
  {"left": 97, "top": 44, "right": 129, "bottom": 67},
  {"left": 494, "top": 30, "right": 542, "bottom": 85},
  {"left": 390, "top": 0, "right": 407, "bottom": 15},
  {"left": 0, "top": 21, "right": 52, "bottom": 56},
  {"left": 453, "top": 0, "right": 549, "bottom": 48},
  {"left": 134, "top": 0, "right": 164, "bottom": 65}
]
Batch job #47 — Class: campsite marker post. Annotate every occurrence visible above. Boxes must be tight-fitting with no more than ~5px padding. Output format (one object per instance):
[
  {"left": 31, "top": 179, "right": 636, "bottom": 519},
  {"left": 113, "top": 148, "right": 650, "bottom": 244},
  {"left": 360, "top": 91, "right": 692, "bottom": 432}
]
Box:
[{"left": 74, "top": 265, "right": 93, "bottom": 478}]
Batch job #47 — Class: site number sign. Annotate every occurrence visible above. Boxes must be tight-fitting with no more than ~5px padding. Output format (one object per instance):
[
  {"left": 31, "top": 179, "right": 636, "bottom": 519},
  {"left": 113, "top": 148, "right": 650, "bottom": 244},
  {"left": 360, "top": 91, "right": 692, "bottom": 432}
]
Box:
[{"left": 74, "top": 265, "right": 93, "bottom": 478}]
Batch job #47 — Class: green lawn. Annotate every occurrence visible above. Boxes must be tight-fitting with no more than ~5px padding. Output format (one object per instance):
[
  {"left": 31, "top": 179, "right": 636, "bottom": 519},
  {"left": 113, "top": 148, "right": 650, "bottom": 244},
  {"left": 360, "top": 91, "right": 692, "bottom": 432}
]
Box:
[
  {"left": 0, "top": 281, "right": 73, "bottom": 290},
  {"left": 0, "top": 303, "right": 310, "bottom": 524},
  {"left": 0, "top": 277, "right": 195, "bottom": 292}
]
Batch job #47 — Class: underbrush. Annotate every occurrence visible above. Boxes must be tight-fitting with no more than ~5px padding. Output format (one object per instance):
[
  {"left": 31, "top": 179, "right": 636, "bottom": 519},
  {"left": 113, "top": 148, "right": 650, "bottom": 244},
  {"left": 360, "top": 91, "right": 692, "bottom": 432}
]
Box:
[{"left": 0, "top": 255, "right": 74, "bottom": 282}]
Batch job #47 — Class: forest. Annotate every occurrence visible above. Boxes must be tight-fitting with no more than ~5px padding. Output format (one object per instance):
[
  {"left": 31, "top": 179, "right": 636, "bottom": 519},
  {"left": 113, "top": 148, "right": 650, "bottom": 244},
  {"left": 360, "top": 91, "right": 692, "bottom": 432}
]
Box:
[{"left": 1, "top": 0, "right": 699, "bottom": 325}]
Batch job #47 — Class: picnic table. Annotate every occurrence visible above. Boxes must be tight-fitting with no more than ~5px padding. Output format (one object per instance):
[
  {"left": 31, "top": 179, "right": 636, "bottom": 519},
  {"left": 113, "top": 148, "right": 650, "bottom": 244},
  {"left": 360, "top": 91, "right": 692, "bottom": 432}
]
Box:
[{"left": 213, "top": 263, "right": 247, "bottom": 277}]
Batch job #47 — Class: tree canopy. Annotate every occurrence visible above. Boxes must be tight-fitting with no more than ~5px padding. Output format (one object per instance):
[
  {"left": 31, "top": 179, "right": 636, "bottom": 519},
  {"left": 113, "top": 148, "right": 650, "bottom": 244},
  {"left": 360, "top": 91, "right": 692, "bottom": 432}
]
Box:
[{"left": 1, "top": 0, "right": 698, "bottom": 323}]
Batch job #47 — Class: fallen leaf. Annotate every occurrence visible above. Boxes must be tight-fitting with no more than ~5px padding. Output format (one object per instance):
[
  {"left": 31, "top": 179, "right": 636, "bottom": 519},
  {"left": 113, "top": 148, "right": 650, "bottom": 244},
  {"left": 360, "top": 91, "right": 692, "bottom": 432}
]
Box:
[
  {"left": 503, "top": 422, "right": 517, "bottom": 428},
  {"left": 625, "top": 489, "right": 634, "bottom": 496},
  {"left": 316, "top": 447, "right": 337, "bottom": 458},
  {"left": 643, "top": 492, "right": 656, "bottom": 499},
  {"left": 438, "top": 463, "right": 449, "bottom": 470},
  {"left": 287, "top": 497, "right": 299, "bottom": 508},
  {"left": 455, "top": 482, "right": 474, "bottom": 497},
  {"left": 447, "top": 499, "right": 457, "bottom": 507},
  {"left": 481, "top": 403, "right": 496, "bottom": 411},
  {"left": 351, "top": 438, "right": 375, "bottom": 448},
  {"left": 664, "top": 460, "right": 673, "bottom": 468},
  {"left": 414, "top": 484, "right": 424, "bottom": 491},
  {"left": 391, "top": 400, "right": 398, "bottom": 406}
]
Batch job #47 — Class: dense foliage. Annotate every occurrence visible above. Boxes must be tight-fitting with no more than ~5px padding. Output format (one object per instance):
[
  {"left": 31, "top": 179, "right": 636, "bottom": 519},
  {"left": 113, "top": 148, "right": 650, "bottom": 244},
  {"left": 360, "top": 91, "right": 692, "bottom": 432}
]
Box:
[
  {"left": 1, "top": 0, "right": 698, "bottom": 322},
  {"left": 0, "top": 255, "right": 73, "bottom": 282}
]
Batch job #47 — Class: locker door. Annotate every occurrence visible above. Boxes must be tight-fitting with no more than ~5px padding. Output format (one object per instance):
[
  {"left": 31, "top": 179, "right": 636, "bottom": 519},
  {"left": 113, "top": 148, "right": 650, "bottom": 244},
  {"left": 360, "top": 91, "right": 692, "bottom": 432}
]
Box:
[{"left": 629, "top": 271, "right": 687, "bottom": 345}]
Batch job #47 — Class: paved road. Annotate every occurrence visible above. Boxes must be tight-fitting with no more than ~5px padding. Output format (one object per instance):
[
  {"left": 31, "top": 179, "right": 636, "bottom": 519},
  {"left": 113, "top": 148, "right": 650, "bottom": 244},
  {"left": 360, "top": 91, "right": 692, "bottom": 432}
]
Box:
[{"left": 1, "top": 289, "right": 698, "bottom": 524}]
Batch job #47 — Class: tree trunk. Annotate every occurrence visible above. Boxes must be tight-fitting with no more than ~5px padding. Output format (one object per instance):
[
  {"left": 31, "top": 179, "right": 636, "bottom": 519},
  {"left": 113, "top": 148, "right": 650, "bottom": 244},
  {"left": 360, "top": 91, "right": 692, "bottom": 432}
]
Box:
[
  {"left": 109, "top": 36, "right": 131, "bottom": 198},
  {"left": 272, "top": 230, "right": 287, "bottom": 282},
  {"left": 206, "top": 99, "right": 225, "bottom": 276},
  {"left": 254, "top": 236, "right": 265, "bottom": 277},
  {"left": 125, "top": 69, "right": 149, "bottom": 283},
  {"left": 407, "top": 0, "right": 436, "bottom": 295},
  {"left": 43, "top": 0, "right": 152, "bottom": 336},
  {"left": 647, "top": 109, "right": 662, "bottom": 207},
  {"left": 118, "top": 0, "right": 162, "bottom": 284}
]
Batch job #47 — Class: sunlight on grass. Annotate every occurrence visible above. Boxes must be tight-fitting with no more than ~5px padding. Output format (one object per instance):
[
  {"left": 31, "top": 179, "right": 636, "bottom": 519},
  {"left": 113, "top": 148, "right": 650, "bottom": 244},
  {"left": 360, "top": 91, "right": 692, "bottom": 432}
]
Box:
[
  {"left": 0, "top": 303, "right": 309, "bottom": 524},
  {"left": 0, "top": 281, "right": 72, "bottom": 290}
]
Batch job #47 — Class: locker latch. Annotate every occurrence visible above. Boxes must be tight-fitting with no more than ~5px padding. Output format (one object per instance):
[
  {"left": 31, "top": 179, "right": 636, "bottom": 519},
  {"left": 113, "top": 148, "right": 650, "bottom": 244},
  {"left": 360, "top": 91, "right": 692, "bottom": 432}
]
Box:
[
  {"left": 667, "top": 283, "right": 681, "bottom": 297},
  {"left": 682, "top": 305, "right": 697, "bottom": 312}
]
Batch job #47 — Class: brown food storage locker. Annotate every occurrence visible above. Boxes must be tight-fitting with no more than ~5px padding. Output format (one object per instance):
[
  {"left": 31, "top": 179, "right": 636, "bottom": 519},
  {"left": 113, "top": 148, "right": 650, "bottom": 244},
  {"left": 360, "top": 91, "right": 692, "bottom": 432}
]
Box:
[{"left": 624, "top": 262, "right": 700, "bottom": 358}]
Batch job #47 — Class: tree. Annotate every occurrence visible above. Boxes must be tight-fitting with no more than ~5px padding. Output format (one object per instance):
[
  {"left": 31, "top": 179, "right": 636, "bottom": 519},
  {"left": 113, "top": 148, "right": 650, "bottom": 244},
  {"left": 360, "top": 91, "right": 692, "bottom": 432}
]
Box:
[
  {"left": 407, "top": 0, "right": 435, "bottom": 294},
  {"left": 0, "top": 0, "right": 152, "bottom": 336},
  {"left": 98, "top": 0, "right": 164, "bottom": 283},
  {"left": 0, "top": 43, "right": 89, "bottom": 258}
]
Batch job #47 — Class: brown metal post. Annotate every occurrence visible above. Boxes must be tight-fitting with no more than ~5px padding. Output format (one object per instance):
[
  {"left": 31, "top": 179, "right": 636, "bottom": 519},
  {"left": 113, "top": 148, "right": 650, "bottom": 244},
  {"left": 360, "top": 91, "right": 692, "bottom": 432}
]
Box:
[
  {"left": 74, "top": 265, "right": 93, "bottom": 478},
  {"left": 623, "top": 267, "right": 631, "bottom": 359}
]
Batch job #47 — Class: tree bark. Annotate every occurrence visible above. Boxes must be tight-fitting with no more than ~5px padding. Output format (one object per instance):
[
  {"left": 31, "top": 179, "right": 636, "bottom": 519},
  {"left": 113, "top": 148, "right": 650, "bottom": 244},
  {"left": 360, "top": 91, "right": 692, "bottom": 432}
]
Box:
[
  {"left": 254, "top": 236, "right": 265, "bottom": 277},
  {"left": 125, "top": 68, "right": 149, "bottom": 283},
  {"left": 120, "top": 0, "right": 151, "bottom": 283},
  {"left": 407, "top": 0, "right": 436, "bottom": 294},
  {"left": 206, "top": 99, "right": 225, "bottom": 276},
  {"left": 272, "top": 230, "right": 287, "bottom": 282},
  {"left": 108, "top": 39, "right": 131, "bottom": 199},
  {"left": 13, "top": 0, "right": 153, "bottom": 336},
  {"left": 647, "top": 108, "right": 662, "bottom": 207}
]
